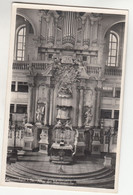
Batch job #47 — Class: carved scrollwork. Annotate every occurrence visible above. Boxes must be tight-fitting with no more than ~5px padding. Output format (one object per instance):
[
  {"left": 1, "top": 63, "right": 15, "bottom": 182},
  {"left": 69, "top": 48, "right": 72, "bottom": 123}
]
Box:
[{"left": 58, "top": 85, "right": 72, "bottom": 98}]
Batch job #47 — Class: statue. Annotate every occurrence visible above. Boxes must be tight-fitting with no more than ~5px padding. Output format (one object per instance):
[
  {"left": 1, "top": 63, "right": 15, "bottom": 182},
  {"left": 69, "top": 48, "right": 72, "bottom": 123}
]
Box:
[
  {"left": 22, "top": 113, "right": 27, "bottom": 125},
  {"left": 84, "top": 107, "right": 93, "bottom": 126},
  {"left": 36, "top": 104, "right": 45, "bottom": 124},
  {"left": 56, "top": 120, "right": 62, "bottom": 127},
  {"left": 28, "top": 63, "right": 34, "bottom": 75}
]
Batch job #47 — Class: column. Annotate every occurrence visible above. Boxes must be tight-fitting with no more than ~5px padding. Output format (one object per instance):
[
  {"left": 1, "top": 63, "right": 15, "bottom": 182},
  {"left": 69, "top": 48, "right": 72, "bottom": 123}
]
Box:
[
  {"left": 15, "top": 81, "right": 18, "bottom": 92},
  {"left": 95, "top": 87, "right": 102, "bottom": 127},
  {"left": 78, "top": 86, "right": 84, "bottom": 127},
  {"left": 73, "top": 86, "right": 79, "bottom": 127},
  {"left": 14, "top": 104, "right": 17, "bottom": 113},
  {"left": 47, "top": 16, "right": 54, "bottom": 44},
  {"left": 27, "top": 84, "right": 33, "bottom": 123},
  {"left": 27, "top": 77, "right": 34, "bottom": 123},
  {"left": 113, "top": 86, "right": 116, "bottom": 98},
  {"left": 91, "top": 89, "right": 97, "bottom": 127},
  {"left": 81, "top": 18, "right": 85, "bottom": 46},
  {"left": 32, "top": 85, "right": 36, "bottom": 124},
  {"left": 45, "top": 53, "right": 48, "bottom": 61},
  {"left": 49, "top": 85, "right": 54, "bottom": 125},
  {"left": 54, "top": 19, "right": 58, "bottom": 46},
  {"left": 45, "top": 85, "right": 50, "bottom": 125},
  {"left": 93, "top": 21, "right": 98, "bottom": 42},
  {"left": 90, "top": 21, "right": 94, "bottom": 46}
]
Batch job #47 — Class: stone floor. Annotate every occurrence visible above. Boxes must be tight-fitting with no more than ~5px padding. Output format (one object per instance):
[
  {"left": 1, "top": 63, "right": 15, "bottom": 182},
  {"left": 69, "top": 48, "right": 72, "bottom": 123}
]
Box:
[
  {"left": 16, "top": 151, "right": 104, "bottom": 174},
  {"left": 6, "top": 151, "right": 115, "bottom": 189}
]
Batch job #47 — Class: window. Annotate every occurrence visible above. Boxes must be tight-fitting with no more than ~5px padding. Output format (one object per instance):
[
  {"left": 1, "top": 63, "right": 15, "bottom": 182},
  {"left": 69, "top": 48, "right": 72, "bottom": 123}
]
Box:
[
  {"left": 114, "top": 110, "right": 119, "bottom": 131},
  {"left": 102, "top": 87, "right": 113, "bottom": 97},
  {"left": 83, "top": 56, "right": 87, "bottom": 61},
  {"left": 101, "top": 109, "right": 112, "bottom": 119},
  {"left": 115, "top": 88, "right": 121, "bottom": 98},
  {"left": 10, "top": 104, "right": 14, "bottom": 113},
  {"left": 114, "top": 110, "right": 119, "bottom": 119},
  {"left": 16, "top": 104, "right": 27, "bottom": 114},
  {"left": 107, "top": 31, "right": 119, "bottom": 67},
  {"left": 114, "top": 120, "right": 119, "bottom": 130},
  {"left": 18, "top": 82, "right": 28, "bottom": 92},
  {"left": 48, "top": 54, "right": 53, "bottom": 59},
  {"left": 16, "top": 26, "right": 26, "bottom": 61},
  {"left": 11, "top": 81, "right": 15, "bottom": 92}
]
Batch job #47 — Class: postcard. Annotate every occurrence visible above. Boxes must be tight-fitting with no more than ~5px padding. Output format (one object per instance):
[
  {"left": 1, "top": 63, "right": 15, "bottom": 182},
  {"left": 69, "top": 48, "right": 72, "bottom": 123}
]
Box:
[{"left": 0, "top": 2, "right": 128, "bottom": 193}]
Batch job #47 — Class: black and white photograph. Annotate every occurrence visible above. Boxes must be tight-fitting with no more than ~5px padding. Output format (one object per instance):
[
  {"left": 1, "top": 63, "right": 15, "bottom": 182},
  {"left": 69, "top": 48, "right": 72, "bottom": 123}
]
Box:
[{"left": 0, "top": 2, "right": 128, "bottom": 193}]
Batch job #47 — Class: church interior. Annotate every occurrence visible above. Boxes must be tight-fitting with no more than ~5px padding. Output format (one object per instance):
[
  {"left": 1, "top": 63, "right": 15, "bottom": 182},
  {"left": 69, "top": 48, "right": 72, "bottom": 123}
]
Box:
[{"left": 6, "top": 7, "right": 126, "bottom": 189}]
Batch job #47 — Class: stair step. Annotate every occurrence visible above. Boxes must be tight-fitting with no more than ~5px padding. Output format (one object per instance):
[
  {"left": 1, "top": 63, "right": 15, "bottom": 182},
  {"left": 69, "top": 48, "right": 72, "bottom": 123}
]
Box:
[{"left": 10, "top": 163, "right": 113, "bottom": 180}]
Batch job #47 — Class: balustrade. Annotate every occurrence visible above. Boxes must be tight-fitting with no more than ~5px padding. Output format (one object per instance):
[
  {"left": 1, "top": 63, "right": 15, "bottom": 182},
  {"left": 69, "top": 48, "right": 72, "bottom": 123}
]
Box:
[
  {"left": 105, "top": 67, "right": 122, "bottom": 76},
  {"left": 86, "top": 66, "right": 101, "bottom": 74},
  {"left": 13, "top": 61, "right": 49, "bottom": 70},
  {"left": 13, "top": 62, "right": 29, "bottom": 70},
  {"left": 13, "top": 61, "right": 122, "bottom": 77}
]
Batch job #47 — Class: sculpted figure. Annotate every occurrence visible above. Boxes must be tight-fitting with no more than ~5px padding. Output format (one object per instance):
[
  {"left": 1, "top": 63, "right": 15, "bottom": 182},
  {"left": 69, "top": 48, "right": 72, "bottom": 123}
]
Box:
[
  {"left": 36, "top": 104, "right": 45, "bottom": 124},
  {"left": 84, "top": 107, "right": 93, "bottom": 126}
]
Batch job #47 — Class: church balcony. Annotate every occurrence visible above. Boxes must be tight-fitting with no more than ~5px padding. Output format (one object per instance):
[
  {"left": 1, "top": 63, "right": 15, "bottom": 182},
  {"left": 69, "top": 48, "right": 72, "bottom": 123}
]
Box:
[
  {"left": 13, "top": 61, "right": 102, "bottom": 76},
  {"left": 86, "top": 65, "right": 101, "bottom": 75},
  {"left": 105, "top": 66, "right": 122, "bottom": 77},
  {"left": 13, "top": 61, "right": 50, "bottom": 71},
  {"left": 12, "top": 61, "right": 122, "bottom": 77}
]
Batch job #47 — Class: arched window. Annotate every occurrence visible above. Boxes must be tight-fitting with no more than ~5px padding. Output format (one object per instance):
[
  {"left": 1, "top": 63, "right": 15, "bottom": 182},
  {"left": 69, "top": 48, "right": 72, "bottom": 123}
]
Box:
[
  {"left": 107, "top": 31, "right": 119, "bottom": 67},
  {"left": 16, "top": 26, "right": 26, "bottom": 61}
]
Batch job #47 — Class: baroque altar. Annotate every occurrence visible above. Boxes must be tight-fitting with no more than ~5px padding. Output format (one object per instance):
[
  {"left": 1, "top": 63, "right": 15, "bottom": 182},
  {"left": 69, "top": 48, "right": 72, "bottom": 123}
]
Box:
[{"left": 25, "top": 32, "right": 105, "bottom": 159}]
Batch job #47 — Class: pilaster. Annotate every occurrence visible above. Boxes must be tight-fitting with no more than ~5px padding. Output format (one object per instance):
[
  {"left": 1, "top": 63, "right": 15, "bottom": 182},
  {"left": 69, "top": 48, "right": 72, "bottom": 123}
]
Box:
[
  {"left": 95, "top": 80, "right": 103, "bottom": 127},
  {"left": 73, "top": 85, "right": 79, "bottom": 127},
  {"left": 78, "top": 86, "right": 84, "bottom": 127},
  {"left": 49, "top": 84, "right": 54, "bottom": 125},
  {"left": 27, "top": 76, "right": 35, "bottom": 123}
]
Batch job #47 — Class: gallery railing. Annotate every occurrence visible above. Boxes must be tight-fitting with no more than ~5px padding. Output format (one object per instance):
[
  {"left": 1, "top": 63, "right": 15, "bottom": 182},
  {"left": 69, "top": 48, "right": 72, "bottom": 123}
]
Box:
[
  {"left": 104, "top": 66, "right": 122, "bottom": 76},
  {"left": 86, "top": 66, "right": 101, "bottom": 75},
  {"left": 12, "top": 61, "right": 122, "bottom": 76},
  {"left": 12, "top": 61, "right": 49, "bottom": 70}
]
